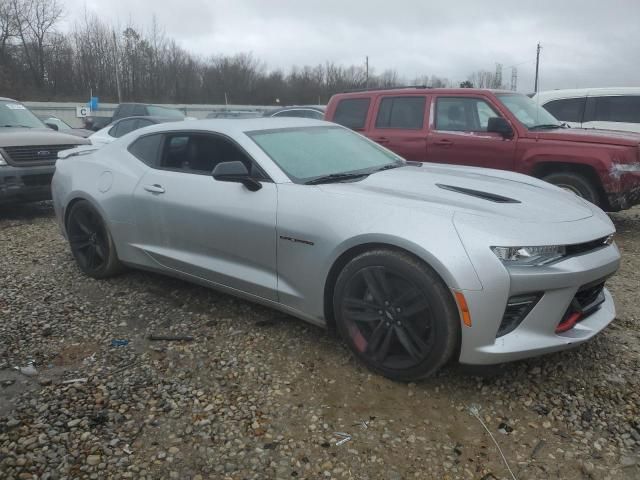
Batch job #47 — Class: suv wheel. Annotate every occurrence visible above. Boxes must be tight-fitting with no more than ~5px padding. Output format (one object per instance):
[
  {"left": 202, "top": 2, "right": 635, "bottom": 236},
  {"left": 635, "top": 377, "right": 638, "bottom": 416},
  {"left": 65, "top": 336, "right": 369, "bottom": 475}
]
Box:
[
  {"left": 542, "top": 172, "right": 600, "bottom": 205},
  {"left": 333, "top": 249, "right": 460, "bottom": 381}
]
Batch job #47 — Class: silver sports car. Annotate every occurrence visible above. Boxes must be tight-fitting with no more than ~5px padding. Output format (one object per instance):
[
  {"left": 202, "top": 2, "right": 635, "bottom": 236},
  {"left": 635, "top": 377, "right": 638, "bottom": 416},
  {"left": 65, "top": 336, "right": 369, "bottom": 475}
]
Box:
[{"left": 52, "top": 118, "right": 620, "bottom": 380}]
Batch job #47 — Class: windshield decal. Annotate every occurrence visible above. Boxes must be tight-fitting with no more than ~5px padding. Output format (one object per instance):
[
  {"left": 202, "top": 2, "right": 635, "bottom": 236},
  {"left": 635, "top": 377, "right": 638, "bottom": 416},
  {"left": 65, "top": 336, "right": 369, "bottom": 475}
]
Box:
[{"left": 6, "top": 103, "right": 26, "bottom": 110}]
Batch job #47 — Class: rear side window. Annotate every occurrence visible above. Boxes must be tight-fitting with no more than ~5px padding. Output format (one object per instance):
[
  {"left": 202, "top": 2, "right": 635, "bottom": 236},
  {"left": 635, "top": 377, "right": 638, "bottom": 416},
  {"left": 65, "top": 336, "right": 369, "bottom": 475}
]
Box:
[
  {"left": 375, "top": 97, "right": 426, "bottom": 129},
  {"left": 333, "top": 98, "right": 370, "bottom": 129},
  {"left": 589, "top": 96, "right": 640, "bottom": 123},
  {"left": 543, "top": 98, "right": 585, "bottom": 123},
  {"left": 111, "top": 118, "right": 140, "bottom": 138},
  {"left": 128, "top": 134, "right": 163, "bottom": 166}
]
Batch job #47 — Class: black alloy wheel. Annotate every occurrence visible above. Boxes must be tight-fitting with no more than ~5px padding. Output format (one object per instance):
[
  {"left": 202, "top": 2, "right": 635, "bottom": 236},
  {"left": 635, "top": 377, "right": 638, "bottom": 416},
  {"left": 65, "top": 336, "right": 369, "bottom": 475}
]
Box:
[
  {"left": 66, "top": 201, "right": 122, "bottom": 278},
  {"left": 334, "top": 250, "right": 460, "bottom": 381}
]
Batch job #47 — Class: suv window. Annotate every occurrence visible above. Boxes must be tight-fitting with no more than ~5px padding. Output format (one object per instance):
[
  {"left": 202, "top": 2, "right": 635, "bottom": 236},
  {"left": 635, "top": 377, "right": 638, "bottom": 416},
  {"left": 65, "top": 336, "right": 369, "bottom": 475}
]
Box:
[
  {"left": 589, "top": 96, "right": 640, "bottom": 123},
  {"left": 333, "top": 98, "right": 370, "bottom": 129},
  {"left": 543, "top": 98, "right": 585, "bottom": 123},
  {"left": 158, "top": 133, "right": 263, "bottom": 177},
  {"left": 132, "top": 105, "right": 147, "bottom": 116},
  {"left": 128, "top": 134, "right": 163, "bottom": 166},
  {"left": 435, "top": 97, "right": 500, "bottom": 132},
  {"left": 375, "top": 97, "right": 426, "bottom": 129},
  {"left": 116, "top": 104, "right": 134, "bottom": 119},
  {"left": 110, "top": 118, "right": 140, "bottom": 138}
]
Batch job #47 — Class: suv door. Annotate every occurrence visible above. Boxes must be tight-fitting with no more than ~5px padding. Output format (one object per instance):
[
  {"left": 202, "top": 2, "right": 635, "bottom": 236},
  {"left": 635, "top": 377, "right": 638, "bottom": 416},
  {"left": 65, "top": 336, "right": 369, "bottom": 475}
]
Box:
[
  {"left": 131, "top": 131, "right": 278, "bottom": 300},
  {"left": 583, "top": 95, "right": 640, "bottom": 133},
  {"left": 425, "top": 95, "right": 517, "bottom": 170},
  {"left": 367, "top": 95, "right": 429, "bottom": 161}
]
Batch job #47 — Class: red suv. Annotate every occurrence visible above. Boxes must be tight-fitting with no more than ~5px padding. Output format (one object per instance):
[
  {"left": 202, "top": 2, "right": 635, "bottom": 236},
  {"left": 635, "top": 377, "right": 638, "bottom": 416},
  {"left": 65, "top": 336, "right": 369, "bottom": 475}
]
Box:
[{"left": 325, "top": 87, "right": 640, "bottom": 211}]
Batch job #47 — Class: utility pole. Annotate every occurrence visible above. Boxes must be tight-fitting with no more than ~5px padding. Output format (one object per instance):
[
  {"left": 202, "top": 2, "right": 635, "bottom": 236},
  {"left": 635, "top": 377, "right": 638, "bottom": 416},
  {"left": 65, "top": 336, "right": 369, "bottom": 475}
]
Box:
[
  {"left": 365, "top": 56, "right": 369, "bottom": 88},
  {"left": 113, "top": 30, "right": 122, "bottom": 103},
  {"left": 534, "top": 42, "right": 542, "bottom": 93}
]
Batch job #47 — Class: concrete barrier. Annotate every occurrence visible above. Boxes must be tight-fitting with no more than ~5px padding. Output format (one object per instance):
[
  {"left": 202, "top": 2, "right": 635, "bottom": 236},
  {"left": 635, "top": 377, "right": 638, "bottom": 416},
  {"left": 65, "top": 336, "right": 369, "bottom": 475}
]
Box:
[{"left": 22, "top": 102, "right": 271, "bottom": 128}]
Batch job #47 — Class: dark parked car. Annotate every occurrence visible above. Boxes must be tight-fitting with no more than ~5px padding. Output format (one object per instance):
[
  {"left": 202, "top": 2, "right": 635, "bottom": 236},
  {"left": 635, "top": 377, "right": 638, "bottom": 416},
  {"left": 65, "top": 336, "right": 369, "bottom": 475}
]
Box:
[
  {"left": 0, "top": 97, "right": 89, "bottom": 204},
  {"left": 89, "top": 116, "right": 182, "bottom": 145},
  {"left": 37, "top": 115, "right": 93, "bottom": 138},
  {"left": 85, "top": 103, "right": 186, "bottom": 131},
  {"left": 207, "top": 110, "right": 263, "bottom": 119},
  {"left": 263, "top": 106, "right": 325, "bottom": 120},
  {"left": 325, "top": 87, "right": 640, "bottom": 211}
]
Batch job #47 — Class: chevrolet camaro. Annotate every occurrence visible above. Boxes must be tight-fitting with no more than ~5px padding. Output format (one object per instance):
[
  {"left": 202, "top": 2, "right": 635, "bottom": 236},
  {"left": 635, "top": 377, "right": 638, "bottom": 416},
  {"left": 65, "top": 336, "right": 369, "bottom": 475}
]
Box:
[{"left": 52, "top": 118, "right": 620, "bottom": 380}]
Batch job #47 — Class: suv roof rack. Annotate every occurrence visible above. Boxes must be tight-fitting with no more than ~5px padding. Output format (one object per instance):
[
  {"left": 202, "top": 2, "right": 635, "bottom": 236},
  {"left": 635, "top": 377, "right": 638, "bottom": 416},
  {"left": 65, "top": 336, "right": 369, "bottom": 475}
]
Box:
[{"left": 341, "top": 85, "right": 431, "bottom": 93}]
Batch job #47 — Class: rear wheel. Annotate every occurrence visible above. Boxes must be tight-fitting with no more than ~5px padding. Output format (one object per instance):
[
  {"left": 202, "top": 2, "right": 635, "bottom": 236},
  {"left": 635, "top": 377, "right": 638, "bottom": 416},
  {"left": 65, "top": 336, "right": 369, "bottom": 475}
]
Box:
[
  {"left": 333, "top": 249, "right": 460, "bottom": 381},
  {"left": 66, "top": 200, "right": 122, "bottom": 278},
  {"left": 542, "top": 171, "right": 600, "bottom": 205}
]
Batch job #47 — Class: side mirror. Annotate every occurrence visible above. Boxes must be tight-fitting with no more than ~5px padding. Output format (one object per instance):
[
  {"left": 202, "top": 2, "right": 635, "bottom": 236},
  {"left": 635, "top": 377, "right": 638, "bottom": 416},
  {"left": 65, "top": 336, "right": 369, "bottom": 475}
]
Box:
[
  {"left": 212, "top": 161, "right": 262, "bottom": 192},
  {"left": 45, "top": 122, "right": 59, "bottom": 131},
  {"left": 487, "top": 117, "right": 513, "bottom": 138}
]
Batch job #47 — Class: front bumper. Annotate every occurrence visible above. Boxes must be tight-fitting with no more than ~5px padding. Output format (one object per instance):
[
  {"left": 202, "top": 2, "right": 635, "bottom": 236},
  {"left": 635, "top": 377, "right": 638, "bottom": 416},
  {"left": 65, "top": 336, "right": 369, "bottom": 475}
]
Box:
[
  {"left": 605, "top": 169, "right": 640, "bottom": 211},
  {"left": 0, "top": 165, "right": 55, "bottom": 204},
  {"left": 458, "top": 244, "right": 620, "bottom": 365}
]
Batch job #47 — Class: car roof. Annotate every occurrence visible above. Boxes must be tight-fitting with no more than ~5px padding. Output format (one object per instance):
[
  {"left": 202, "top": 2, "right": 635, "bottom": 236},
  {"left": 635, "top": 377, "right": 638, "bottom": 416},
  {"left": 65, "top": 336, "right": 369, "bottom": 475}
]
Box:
[
  {"left": 534, "top": 87, "right": 640, "bottom": 102},
  {"left": 114, "top": 116, "right": 179, "bottom": 123},
  {"left": 331, "top": 87, "right": 516, "bottom": 98},
  {"left": 138, "top": 117, "right": 332, "bottom": 136}
]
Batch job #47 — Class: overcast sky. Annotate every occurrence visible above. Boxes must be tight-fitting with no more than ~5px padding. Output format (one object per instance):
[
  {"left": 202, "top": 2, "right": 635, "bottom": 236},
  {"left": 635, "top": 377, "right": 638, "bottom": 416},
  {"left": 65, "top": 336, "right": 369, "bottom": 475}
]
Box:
[{"left": 62, "top": 0, "right": 639, "bottom": 92}]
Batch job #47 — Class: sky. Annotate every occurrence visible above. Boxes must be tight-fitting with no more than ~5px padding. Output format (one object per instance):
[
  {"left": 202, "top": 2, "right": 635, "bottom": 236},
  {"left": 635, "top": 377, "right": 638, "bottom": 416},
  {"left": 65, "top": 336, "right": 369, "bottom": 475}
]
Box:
[{"left": 61, "top": 0, "right": 639, "bottom": 93}]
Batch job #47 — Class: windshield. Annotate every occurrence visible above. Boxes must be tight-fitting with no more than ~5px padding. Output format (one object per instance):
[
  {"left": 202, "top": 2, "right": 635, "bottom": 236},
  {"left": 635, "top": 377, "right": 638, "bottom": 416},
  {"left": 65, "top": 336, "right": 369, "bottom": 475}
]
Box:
[
  {"left": 496, "top": 93, "right": 560, "bottom": 128},
  {"left": 147, "top": 105, "right": 185, "bottom": 119},
  {"left": 0, "top": 101, "right": 46, "bottom": 128},
  {"left": 248, "top": 126, "right": 403, "bottom": 183}
]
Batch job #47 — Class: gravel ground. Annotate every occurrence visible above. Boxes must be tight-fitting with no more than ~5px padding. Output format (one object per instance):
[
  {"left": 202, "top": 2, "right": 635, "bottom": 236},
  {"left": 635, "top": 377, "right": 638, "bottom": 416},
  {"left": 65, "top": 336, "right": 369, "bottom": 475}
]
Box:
[{"left": 0, "top": 202, "right": 639, "bottom": 480}]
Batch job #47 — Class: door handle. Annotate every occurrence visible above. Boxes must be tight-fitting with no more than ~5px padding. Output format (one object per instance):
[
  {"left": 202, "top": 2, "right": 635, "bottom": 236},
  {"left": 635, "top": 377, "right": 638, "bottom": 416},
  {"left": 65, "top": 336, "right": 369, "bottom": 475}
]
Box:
[
  {"left": 434, "top": 139, "right": 453, "bottom": 146},
  {"left": 373, "top": 137, "right": 389, "bottom": 144},
  {"left": 143, "top": 184, "right": 165, "bottom": 194}
]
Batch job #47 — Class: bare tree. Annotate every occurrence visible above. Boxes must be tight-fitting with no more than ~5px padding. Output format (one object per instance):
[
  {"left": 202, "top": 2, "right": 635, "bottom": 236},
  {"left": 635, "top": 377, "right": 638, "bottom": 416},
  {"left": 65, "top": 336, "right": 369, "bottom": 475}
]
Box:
[{"left": 11, "top": 0, "right": 63, "bottom": 88}]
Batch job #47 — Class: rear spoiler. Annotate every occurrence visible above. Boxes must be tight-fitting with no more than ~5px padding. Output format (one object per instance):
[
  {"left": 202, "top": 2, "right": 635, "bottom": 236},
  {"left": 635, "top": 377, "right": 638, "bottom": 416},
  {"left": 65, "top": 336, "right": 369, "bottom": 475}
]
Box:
[{"left": 57, "top": 145, "right": 100, "bottom": 159}]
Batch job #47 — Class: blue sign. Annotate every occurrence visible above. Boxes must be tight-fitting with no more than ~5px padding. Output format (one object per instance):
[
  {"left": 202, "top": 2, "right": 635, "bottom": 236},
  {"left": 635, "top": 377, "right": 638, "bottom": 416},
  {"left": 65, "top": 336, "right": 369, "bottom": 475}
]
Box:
[{"left": 88, "top": 97, "right": 99, "bottom": 111}]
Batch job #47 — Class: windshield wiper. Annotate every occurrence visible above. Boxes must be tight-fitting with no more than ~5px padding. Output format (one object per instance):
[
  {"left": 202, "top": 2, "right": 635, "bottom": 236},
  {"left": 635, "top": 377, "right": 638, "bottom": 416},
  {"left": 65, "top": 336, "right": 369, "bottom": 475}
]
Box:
[
  {"left": 371, "top": 162, "right": 405, "bottom": 173},
  {"left": 304, "top": 172, "right": 370, "bottom": 185},
  {"left": 529, "top": 123, "right": 563, "bottom": 130},
  {"left": 1, "top": 124, "right": 32, "bottom": 128}
]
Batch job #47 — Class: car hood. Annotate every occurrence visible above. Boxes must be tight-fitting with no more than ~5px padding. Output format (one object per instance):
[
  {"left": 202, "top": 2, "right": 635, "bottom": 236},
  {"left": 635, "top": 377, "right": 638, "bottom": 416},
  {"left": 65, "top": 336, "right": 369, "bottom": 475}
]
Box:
[
  {"left": 319, "top": 163, "right": 595, "bottom": 223},
  {"left": 530, "top": 127, "right": 640, "bottom": 147},
  {"left": 0, "top": 128, "right": 89, "bottom": 147}
]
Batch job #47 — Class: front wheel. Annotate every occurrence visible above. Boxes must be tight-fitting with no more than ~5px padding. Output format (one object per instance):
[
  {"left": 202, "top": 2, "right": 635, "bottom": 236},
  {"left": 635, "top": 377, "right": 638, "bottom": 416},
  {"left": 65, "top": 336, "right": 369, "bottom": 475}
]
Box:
[
  {"left": 333, "top": 250, "right": 460, "bottom": 381},
  {"left": 66, "top": 200, "right": 123, "bottom": 278},
  {"left": 542, "top": 171, "right": 600, "bottom": 205}
]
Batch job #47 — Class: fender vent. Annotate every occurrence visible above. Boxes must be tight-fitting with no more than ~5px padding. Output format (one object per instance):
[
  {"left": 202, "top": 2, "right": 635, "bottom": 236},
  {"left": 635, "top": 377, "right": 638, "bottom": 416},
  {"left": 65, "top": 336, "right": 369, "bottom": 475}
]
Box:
[{"left": 436, "top": 184, "right": 521, "bottom": 203}]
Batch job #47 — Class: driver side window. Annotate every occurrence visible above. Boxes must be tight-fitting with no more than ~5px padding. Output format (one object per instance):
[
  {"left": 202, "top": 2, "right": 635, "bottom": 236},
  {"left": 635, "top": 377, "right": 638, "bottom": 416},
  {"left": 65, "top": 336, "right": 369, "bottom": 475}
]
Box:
[
  {"left": 158, "top": 133, "right": 266, "bottom": 179},
  {"left": 435, "top": 97, "right": 500, "bottom": 132}
]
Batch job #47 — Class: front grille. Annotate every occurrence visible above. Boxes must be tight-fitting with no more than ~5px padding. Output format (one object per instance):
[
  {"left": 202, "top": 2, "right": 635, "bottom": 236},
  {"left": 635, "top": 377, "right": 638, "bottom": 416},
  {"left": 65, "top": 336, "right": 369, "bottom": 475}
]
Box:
[
  {"left": 566, "top": 236, "right": 611, "bottom": 257},
  {"left": 22, "top": 173, "right": 53, "bottom": 186},
  {"left": 556, "top": 279, "right": 607, "bottom": 333},
  {"left": 497, "top": 293, "right": 542, "bottom": 338},
  {"left": 574, "top": 281, "right": 606, "bottom": 312},
  {"left": 2, "top": 144, "right": 77, "bottom": 165}
]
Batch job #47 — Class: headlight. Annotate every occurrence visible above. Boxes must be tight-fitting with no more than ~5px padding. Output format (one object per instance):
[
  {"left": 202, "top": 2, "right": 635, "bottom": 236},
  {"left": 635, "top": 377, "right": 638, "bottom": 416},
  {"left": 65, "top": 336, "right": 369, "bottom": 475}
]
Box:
[
  {"left": 491, "top": 245, "right": 566, "bottom": 266},
  {"left": 0, "top": 152, "right": 7, "bottom": 166}
]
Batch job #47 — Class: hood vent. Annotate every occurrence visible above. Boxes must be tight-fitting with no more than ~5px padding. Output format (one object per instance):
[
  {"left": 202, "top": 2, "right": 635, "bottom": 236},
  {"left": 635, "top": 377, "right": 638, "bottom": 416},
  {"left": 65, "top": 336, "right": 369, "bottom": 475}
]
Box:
[{"left": 436, "top": 184, "right": 521, "bottom": 204}]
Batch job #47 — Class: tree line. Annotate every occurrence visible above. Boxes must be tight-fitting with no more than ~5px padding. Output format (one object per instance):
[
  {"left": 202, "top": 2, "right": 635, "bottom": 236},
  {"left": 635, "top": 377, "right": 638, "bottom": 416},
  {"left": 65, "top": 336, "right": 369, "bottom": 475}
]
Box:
[{"left": 0, "top": 0, "right": 505, "bottom": 105}]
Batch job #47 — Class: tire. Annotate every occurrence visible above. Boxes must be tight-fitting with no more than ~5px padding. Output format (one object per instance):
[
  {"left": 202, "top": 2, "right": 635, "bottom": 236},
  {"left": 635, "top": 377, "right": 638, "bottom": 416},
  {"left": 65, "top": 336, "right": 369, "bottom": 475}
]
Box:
[
  {"left": 333, "top": 249, "right": 460, "bottom": 381},
  {"left": 66, "top": 200, "right": 123, "bottom": 279},
  {"left": 542, "top": 171, "right": 600, "bottom": 205}
]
